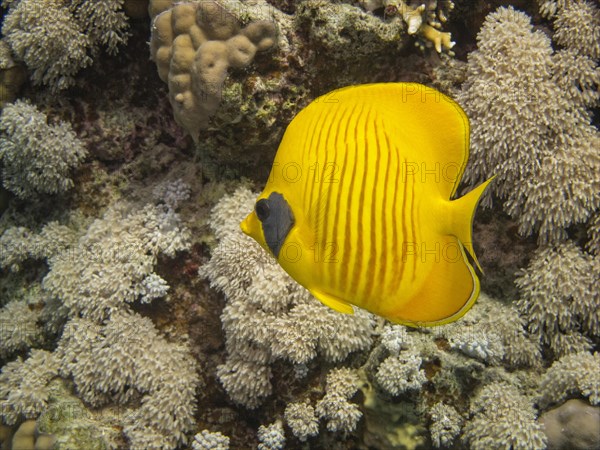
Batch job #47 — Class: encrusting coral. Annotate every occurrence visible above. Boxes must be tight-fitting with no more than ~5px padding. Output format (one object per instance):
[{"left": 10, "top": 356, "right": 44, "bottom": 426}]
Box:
[
  {"left": 200, "top": 187, "right": 375, "bottom": 408},
  {"left": 149, "top": 0, "right": 277, "bottom": 142},
  {"left": 1, "top": 0, "right": 130, "bottom": 91},
  {"left": 0, "top": 100, "right": 87, "bottom": 199},
  {"left": 456, "top": 6, "right": 600, "bottom": 244}
]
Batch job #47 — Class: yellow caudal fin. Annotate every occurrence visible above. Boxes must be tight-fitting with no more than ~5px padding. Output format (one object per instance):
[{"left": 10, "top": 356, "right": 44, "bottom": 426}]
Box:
[
  {"left": 448, "top": 176, "right": 494, "bottom": 272},
  {"left": 388, "top": 235, "right": 480, "bottom": 327},
  {"left": 310, "top": 288, "right": 354, "bottom": 314}
]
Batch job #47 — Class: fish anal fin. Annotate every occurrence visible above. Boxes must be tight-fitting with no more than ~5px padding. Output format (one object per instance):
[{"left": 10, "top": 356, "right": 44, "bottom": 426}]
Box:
[
  {"left": 310, "top": 289, "right": 354, "bottom": 315},
  {"left": 388, "top": 237, "right": 479, "bottom": 327}
]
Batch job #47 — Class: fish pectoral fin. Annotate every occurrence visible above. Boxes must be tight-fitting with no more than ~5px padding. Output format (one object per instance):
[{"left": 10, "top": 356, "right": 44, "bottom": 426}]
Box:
[{"left": 310, "top": 289, "right": 354, "bottom": 315}]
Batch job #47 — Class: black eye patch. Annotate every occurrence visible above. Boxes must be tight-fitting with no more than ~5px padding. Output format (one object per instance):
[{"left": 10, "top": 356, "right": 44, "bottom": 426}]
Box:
[
  {"left": 255, "top": 199, "right": 270, "bottom": 221},
  {"left": 256, "top": 192, "right": 295, "bottom": 258}
]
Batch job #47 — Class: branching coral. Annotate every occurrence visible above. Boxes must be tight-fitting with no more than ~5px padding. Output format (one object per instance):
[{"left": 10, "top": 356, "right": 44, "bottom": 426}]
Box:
[
  {"left": 456, "top": 6, "right": 600, "bottom": 244},
  {"left": 515, "top": 241, "right": 599, "bottom": 357},
  {"left": 540, "top": 0, "right": 600, "bottom": 60},
  {"left": 462, "top": 382, "right": 547, "bottom": 450},
  {"left": 0, "top": 221, "right": 78, "bottom": 272},
  {"left": 43, "top": 201, "right": 190, "bottom": 322},
  {"left": 539, "top": 351, "right": 600, "bottom": 408},
  {"left": 0, "top": 350, "right": 59, "bottom": 426},
  {"left": 358, "top": 0, "right": 455, "bottom": 53},
  {"left": 56, "top": 311, "right": 200, "bottom": 449},
  {"left": 429, "top": 402, "right": 463, "bottom": 448},
  {"left": 284, "top": 401, "right": 319, "bottom": 442},
  {"left": 2, "top": 0, "right": 130, "bottom": 91},
  {"left": 149, "top": 0, "right": 277, "bottom": 141},
  {"left": 192, "top": 430, "right": 230, "bottom": 450},
  {"left": 200, "top": 187, "right": 375, "bottom": 409},
  {"left": 0, "top": 100, "right": 87, "bottom": 199},
  {"left": 257, "top": 420, "right": 285, "bottom": 450},
  {"left": 0, "top": 301, "right": 43, "bottom": 359},
  {"left": 315, "top": 368, "right": 363, "bottom": 433}
]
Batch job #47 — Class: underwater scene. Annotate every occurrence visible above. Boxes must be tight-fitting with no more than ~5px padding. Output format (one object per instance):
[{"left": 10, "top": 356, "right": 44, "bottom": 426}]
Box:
[{"left": 0, "top": 0, "right": 598, "bottom": 449}]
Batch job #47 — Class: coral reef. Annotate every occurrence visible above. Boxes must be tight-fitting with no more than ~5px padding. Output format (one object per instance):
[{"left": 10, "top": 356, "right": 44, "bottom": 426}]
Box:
[
  {"left": 257, "top": 420, "right": 285, "bottom": 450},
  {"left": 515, "top": 241, "right": 599, "bottom": 357},
  {"left": 1, "top": 0, "right": 130, "bottom": 91},
  {"left": 10, "top": 419, "right": 55, "bottom": 450},
  {"left": 0, "top": 0, "right": 598, "bottom": 449},
  {"left": 0, "top": 350, "right": 59, "bottom": 426},
  {"left": 43, "top": 201, "right": 190, "bottom": 322},
  {"left": 283, "top": 401, "right": 319, "bottom": 442},
  {"left": 539, "top": 351, "right": 600, "bottom": 407},
  {"left": 462, "top": 382, "right": 547, "bottom": 449},
  {"left": 358, "top": 0, "right": 455, "bottom": 53},
  {"left": 315, "top": 368, "right": 363, "bottom": 433},
  {"left": 0, "top": 300, "right": 43, "bottom": 359},
  {"left": 540, "top": 0, "right": 600, "bottom": 60},
  {"left": 0, "top": 100, "right": 87, "bottom": 199},
  {"left": 0, "top": 221, "right": 78, "bottom": 271},
  {"left": 192, "top": 430, "right": 230, "bottom": 450},
  {"left": 429, "top": 402, "right": 463, "bottom": 448},
  {"left": 374, "top": 352, "right": 427, "bottom": 396},
  {"left": 149, "top": 0, "right": 277, "bottom": 141},
  {"left": 0, "top": 39, "right": 26, "bottom": 108},
  {"left": 57, "top": 311, "right": 199, "bottom": 449},
  {"left": 200, "top": 187, "right": 375, "bottom": 408},
  {"left": 456, "top": 6, "right": 600, "bottom": 244}
]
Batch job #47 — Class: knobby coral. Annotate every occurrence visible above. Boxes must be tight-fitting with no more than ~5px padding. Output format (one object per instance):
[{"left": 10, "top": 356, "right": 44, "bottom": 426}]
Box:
[
  {"left": 149, "top": 0, "right": 277, "bottom": 141},
  {"left": 456, "top": 6, "right": 600, "bottom": 244}
]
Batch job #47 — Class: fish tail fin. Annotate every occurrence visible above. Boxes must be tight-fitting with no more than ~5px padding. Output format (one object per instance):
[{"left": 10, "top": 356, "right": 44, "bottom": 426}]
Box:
[{"left": 448, "top": 176, "right": 494, "bottom": 273}]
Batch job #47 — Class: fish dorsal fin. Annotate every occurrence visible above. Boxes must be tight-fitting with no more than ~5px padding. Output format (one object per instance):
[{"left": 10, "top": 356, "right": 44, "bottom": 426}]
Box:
[{"left": 310, "top": 288, "right": 354, "bottom": 315}]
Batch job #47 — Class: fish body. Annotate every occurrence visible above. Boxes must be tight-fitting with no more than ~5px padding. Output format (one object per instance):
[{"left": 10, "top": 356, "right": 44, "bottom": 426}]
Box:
[{"left": 241, "top": 83, "right": 493, "bottom": 326}]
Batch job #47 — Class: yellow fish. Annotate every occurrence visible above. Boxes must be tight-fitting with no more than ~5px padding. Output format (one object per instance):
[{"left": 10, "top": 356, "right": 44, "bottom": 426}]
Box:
[{"left": 241, "top": 83, "right": 493, "bottom": 327}]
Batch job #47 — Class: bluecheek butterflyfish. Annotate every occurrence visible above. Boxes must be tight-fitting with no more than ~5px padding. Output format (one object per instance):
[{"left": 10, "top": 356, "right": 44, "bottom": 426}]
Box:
[{"left": 241, "top": 83, "right": 494, "bottom": 327}]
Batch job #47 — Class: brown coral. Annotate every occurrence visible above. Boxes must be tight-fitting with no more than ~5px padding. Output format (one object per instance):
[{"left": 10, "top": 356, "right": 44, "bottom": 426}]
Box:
[{"left": 149, "top": 1, "right": 277, "bottom": 142}]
